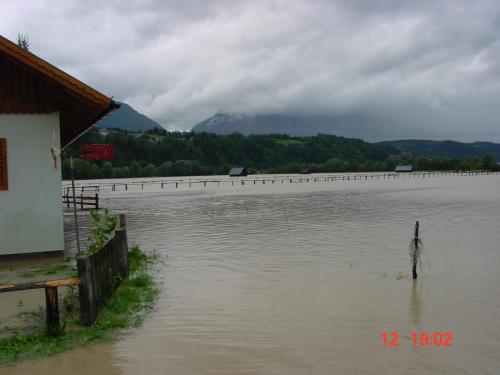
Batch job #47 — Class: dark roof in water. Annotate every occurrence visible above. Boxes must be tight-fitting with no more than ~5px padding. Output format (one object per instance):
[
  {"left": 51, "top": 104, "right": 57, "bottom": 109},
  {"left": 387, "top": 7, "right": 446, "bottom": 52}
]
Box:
[
  {"left": 395, "top": 165, "right": 413, "bottom": 172},
  {"left": 229, "top": 167, "right": 247, "bottom": 176}
]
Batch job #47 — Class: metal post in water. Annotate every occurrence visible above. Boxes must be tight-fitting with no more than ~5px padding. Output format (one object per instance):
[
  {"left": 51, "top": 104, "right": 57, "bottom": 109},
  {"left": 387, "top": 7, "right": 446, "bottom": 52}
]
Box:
[
  {"left": 413, "top": 221, "right": 419, "bottom": 280},
  {"left": 70, "top": 157, "right": 81, "bottom": 253}
]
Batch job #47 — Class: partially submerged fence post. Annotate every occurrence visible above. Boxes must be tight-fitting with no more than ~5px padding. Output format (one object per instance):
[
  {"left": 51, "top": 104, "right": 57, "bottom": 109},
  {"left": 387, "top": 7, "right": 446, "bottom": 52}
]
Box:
[{"left": 412, "top": 221, "right": 419, "bottom": 280}]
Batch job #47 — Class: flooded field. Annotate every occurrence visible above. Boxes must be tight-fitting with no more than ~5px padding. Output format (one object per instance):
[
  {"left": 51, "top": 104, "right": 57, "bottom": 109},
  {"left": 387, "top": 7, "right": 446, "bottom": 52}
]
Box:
[{"left": 2, "top": 173, "right": 500, "bottom": 374}]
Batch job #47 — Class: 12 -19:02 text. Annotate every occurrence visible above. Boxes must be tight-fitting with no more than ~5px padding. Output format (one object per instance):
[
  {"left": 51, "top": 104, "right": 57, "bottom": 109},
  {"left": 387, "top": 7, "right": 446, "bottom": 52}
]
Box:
[{"left": 380, "top": 331, "right": 454, "bottom": 347}]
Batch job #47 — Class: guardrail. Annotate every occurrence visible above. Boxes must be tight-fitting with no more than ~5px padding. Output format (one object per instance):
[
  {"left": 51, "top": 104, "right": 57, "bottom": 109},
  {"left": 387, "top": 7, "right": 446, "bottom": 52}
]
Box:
[{"left": 0, "top": 278, "right": 80, "bottom": 336}]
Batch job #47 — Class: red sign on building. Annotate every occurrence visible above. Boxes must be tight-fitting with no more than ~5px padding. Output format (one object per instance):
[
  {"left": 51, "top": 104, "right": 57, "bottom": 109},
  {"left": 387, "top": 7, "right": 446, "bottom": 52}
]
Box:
[{"left": 80, "top": 144, "right": 114, "bottom": 161}]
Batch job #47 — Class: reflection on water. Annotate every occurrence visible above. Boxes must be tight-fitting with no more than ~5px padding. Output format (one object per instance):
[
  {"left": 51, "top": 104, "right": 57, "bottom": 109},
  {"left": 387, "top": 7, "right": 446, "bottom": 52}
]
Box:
[{"left": 2, "top": 174, "right": 500, "bottom": 374}]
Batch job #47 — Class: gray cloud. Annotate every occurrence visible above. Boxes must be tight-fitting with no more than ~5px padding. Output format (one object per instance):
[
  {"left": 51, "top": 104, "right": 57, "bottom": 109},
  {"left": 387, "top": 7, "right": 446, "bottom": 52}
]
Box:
[{"left": 2, "top": 0, "right": 500, "bottom": 140}]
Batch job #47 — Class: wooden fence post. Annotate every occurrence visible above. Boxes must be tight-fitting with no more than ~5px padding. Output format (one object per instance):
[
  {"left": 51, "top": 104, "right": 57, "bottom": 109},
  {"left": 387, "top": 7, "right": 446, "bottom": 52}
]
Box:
[
  {"left": 413, "top": 221, "right": 419, "bottom": 280},
  {"left": 77, "top": 256, "right": 96, "bottom": 325},
  {"left": 115, "top": 229, "right": 129, "bottom": 278},
  {"left": 45, "top": 286, "right": 60, "bottom": 336},
  {"left": 95, "top": 193, "right": 99, "bottom": 210},
  {"left": 118, "top": 215, "right": 129, "bottom": 277},
  {"left": 119, "top": 213, "right": 126, "bottom": 229}
]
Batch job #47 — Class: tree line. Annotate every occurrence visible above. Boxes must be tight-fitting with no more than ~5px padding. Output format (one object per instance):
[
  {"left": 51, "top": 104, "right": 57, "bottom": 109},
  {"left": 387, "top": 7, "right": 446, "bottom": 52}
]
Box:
[{"left": 62, "top": 128, "right": 499, "bottom": 180}]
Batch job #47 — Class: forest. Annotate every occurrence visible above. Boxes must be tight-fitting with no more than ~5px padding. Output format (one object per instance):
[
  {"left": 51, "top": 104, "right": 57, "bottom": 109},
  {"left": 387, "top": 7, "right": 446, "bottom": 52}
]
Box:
[{"left": 62, "top": 128, "right": 499, "bottom": 180}]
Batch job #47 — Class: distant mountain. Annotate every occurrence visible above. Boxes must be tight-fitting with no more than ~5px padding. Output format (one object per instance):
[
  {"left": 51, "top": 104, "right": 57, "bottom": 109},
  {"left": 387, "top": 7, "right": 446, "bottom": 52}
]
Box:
[
  {"left": 378, "top": 140, "right": 500, "bottom": 159},
  {"left": 193, "top": 113, "right": 500, "bottom": 159},
  {"left": 191, "top": 112, "right": 375, "bottom": 138},
  {"left": 96, "top": 102, "right": 163, "bottom": 132}
]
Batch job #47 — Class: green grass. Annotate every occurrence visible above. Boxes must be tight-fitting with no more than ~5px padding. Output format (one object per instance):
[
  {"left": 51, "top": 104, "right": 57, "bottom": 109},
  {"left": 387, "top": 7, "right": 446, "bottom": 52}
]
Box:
[
  {"left": 17, "top": 263, "right": 72, "bottom": 279},
  {"left": 0, "top": 246, "right": 157, "bottom": 363}
]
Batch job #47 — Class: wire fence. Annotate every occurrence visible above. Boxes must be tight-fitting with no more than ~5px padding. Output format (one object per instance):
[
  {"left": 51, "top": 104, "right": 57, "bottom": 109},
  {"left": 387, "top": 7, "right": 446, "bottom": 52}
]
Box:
[{"left": 62, "top": 170, "right": 499, "bottom": 195}]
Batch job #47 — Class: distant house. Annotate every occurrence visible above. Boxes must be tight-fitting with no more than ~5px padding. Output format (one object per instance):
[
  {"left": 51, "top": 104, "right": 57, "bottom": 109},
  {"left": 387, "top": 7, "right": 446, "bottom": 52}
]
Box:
[
  {"left": 229, "top": 167, "right": 248, "bottom": 177},
  {"left": 395, "top": 165, "right": 413, "bottom": 173},
  {"left": 0, "top": 35, "right": 116, "bottom": 257},
  {"left": 98, "top": 128, "right": 110, "bottom": 136}
]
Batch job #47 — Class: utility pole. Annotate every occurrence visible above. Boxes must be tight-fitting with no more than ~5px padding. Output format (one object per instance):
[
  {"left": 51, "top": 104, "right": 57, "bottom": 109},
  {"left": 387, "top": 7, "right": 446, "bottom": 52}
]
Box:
[{"left": 70, "top": 157, "right": 81, "bottom": 253}]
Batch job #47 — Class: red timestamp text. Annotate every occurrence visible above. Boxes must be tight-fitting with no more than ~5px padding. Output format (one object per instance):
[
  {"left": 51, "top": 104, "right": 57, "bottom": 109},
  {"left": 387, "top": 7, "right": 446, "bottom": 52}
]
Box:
[{"left": 380, "top": 331, "right": 454, "bottom": 347}]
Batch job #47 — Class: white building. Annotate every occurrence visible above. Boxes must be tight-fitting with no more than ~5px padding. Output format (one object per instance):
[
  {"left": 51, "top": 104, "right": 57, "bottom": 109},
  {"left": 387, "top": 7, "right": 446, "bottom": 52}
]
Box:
[{"left": 0, "top": 35, "right": 116, "bottom": 257}]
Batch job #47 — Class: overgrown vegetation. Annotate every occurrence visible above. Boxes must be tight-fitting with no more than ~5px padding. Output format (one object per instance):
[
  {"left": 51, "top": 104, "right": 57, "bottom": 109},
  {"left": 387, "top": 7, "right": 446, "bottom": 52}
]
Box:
[
  {"left": 84, "top": 209, "right": 117, "bottom": 255},
  {"left": 61, "top": 128, "right": 500, "bottom": 179},
  {"left": 0, "top": 246, "right": 157, "bottom": 363}
]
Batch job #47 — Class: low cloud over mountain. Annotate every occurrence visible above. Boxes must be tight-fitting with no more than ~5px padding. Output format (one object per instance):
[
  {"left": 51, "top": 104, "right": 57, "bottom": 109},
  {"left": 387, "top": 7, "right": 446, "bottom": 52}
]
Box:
[{"left": 3, "top": 1, "right": 500, "bottom": 141}]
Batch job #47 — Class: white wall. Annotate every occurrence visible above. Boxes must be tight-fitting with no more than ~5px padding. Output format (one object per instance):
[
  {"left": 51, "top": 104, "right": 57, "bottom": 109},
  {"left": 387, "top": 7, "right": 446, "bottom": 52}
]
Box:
[{"left": 0, "top": 113, "right": 64, "bottom": 256}]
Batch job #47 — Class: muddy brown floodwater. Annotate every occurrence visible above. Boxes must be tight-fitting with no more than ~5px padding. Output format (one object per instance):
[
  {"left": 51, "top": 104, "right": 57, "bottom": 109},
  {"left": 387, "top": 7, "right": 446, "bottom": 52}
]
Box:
[{"left": 2, "top": 174, "right": 500, "bottom": 374}]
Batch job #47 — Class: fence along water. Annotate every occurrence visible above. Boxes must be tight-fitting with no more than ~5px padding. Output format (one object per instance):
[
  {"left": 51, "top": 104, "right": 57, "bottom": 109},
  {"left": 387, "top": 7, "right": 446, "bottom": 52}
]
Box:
[
  {"left": 77, "top": 215, "right": 128, "bottom": 325},
  {"left": 62, "top": 192, "right": 99, "bottom": 210},
  {"left": 62, "top": 171, "right": 499, "bottom": 193}
]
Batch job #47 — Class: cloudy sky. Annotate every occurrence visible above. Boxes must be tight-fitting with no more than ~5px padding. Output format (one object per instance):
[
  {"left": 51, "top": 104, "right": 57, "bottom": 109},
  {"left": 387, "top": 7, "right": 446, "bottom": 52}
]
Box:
[{"left": 2, "top": 0, "right": 500, "bottom": 141}]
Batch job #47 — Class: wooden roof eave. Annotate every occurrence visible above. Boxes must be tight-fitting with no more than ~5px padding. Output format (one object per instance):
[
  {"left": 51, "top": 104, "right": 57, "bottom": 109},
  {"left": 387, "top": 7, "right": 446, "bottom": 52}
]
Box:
[
  {"left": 0, "top": 34, "right": 117, "bottom": 146},
  {"left": 62, "top": 101, "right": 120, "bottom": 149},
  {"left": 0, "top": 35, "right": 112, "bottom": 108}
]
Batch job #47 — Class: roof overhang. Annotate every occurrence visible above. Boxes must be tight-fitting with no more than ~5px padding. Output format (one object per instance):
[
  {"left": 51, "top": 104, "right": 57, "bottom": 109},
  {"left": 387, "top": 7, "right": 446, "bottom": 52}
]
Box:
[{"left": 0, "top": 35, "right": 117, "bottom": 147}]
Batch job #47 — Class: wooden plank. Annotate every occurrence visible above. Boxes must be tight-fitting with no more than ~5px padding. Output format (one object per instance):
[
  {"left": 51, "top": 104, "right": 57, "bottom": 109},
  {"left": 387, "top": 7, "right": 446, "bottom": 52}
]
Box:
[{"left": 0, "top": 277, "right": 80, "bottom": 293}]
